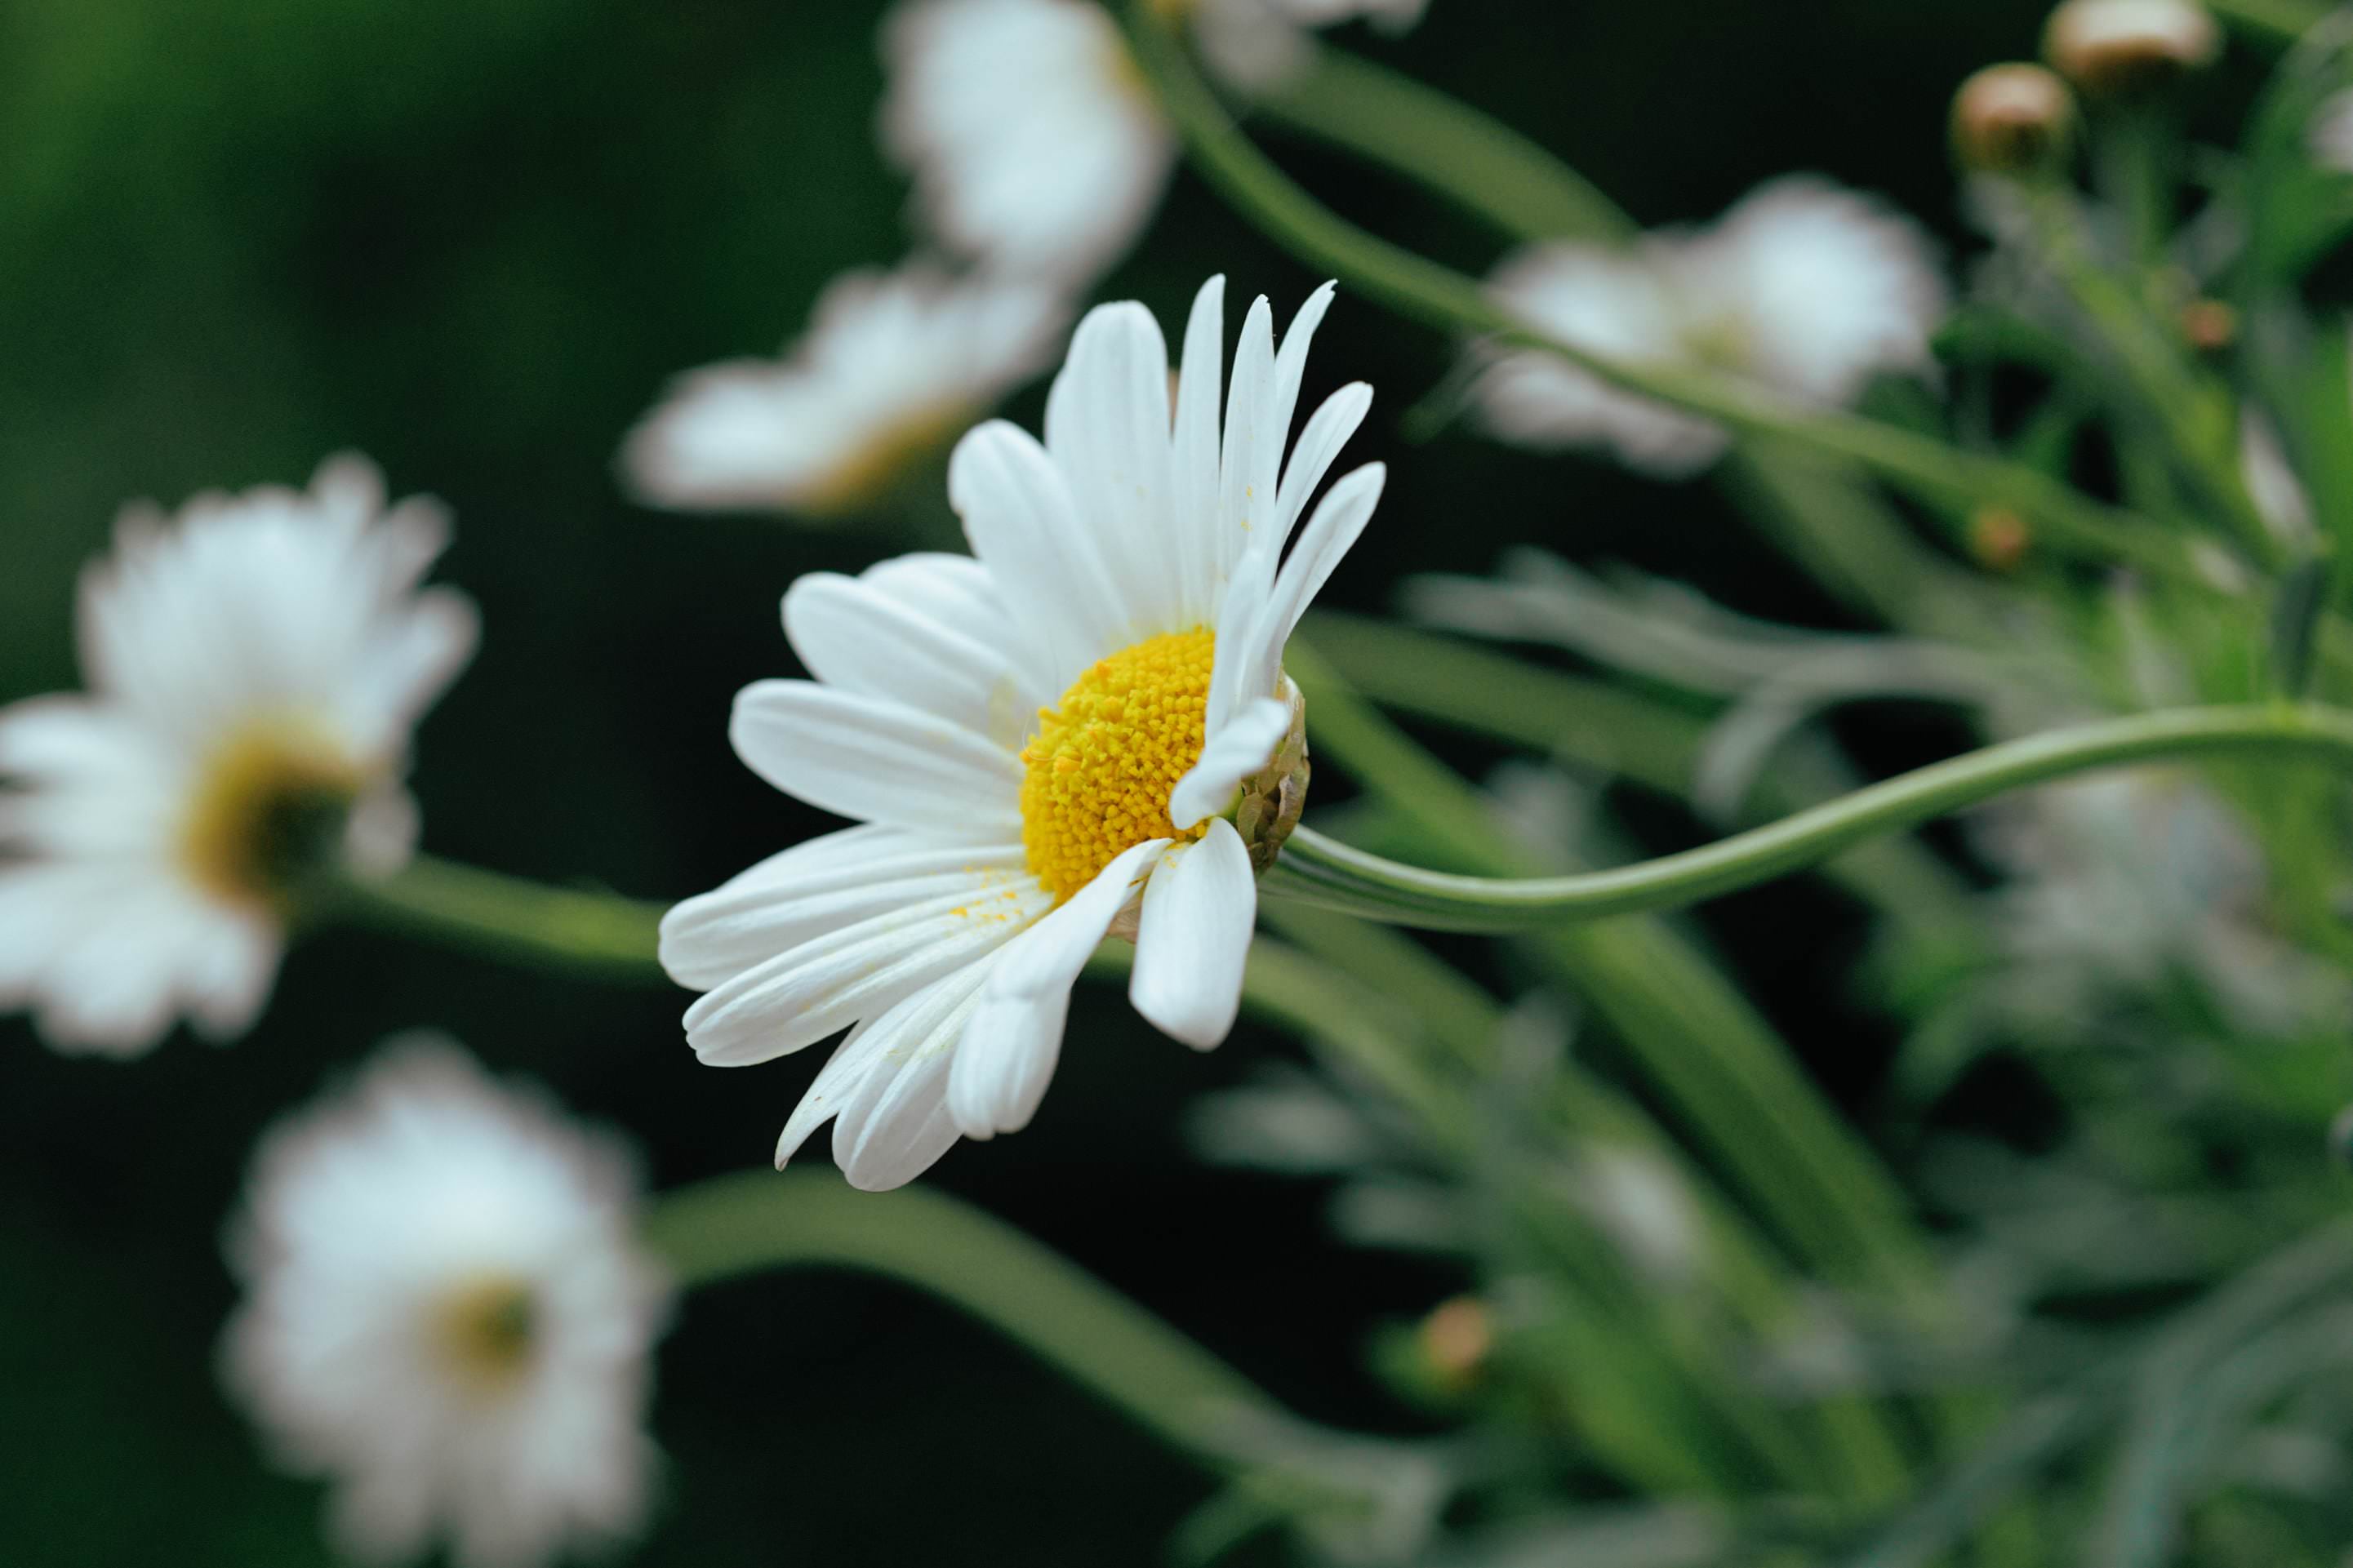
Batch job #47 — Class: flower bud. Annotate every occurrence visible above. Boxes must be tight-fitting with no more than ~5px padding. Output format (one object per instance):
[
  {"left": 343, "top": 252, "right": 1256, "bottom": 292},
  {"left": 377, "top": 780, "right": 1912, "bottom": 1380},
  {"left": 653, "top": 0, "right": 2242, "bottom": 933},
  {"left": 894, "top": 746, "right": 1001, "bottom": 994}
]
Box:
[
  {"left": 1969, "top": 507, "right": 2032, "bottom": 572},
  {"left": 1952, "top": 64, "right": 2076, "bottom": 176},
  {"left": 2181, "top": 298, "right": 2237, "bottom": 353},
  {"left": 1418, "top": 1296, "right": 1495, "bottom": 1390},
  {"left": 2043, "top": 0, "right": 2221, "bottom": 97},
  {"left": 1236, "top": 678, "right": 1310, "bottom": 876}
]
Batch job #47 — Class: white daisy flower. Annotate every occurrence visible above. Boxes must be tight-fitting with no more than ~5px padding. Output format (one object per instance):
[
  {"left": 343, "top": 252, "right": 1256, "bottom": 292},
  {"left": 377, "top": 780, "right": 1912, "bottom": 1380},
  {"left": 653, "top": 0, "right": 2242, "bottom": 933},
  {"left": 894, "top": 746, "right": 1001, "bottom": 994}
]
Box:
[
  {"left": 222, "top": 1038, "right": 670, "bottom": 1568},
  {"left": 880, "top": 0, "right": 1176, "bottom": 284},
  {"left": 1473, "top": 176, "right": 1949, "bottom": 479},
  {"left": 662, "top": 275, "right": 1385, "bottom": 1189},
  {"left": 622, "top": 263, "right": 1067, "bottom": 518},
  {"left": 0, "top": 457, "right": 477, "bottom": 1056}
]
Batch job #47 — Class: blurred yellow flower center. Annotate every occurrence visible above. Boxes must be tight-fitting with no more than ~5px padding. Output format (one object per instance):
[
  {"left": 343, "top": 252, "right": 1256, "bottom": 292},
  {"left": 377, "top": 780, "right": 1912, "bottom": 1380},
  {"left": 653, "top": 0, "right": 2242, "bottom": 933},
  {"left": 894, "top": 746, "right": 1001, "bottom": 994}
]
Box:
[
  {"left": 803, "top": 403, "right": 967, "bottom": 517},
  {"left": 179, "top": 717, "right": 367, "bottom": 910},
  {"left": 433, "top": 1273, "right": 540, "bottom": 1393},
  {"left": 1021, "top": 629, "right": 1214, "bottom": 903}
]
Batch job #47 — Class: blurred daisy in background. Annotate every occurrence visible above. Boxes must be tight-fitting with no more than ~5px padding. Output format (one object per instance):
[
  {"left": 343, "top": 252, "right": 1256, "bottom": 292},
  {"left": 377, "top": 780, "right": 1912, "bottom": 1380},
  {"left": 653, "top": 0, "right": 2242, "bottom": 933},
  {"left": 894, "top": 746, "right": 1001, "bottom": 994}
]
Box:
[
  {"left": 2310, "top": 88, "right": 2353, "bottom": 175},
  {"left": 0, "top": 457, "right": 476, "bottom": 1056},
  {"left": 662, "top": 274, "right": 1384, "bottom": 1188},
  {"left": 221, "top": 1039, "right": 670, "bottom": 1568},
  {"left": 623, "top": 264, "right": 1066, "bottom": 518},
  {"left": 882, "top": 0, "right": 1174, "bottom": 284},
  {"left": 1471, "top": 176, "right": 1948, "bottom": 478},
  {"left": 2041, "top": 0, "right": 2220, "bottom": 97}
]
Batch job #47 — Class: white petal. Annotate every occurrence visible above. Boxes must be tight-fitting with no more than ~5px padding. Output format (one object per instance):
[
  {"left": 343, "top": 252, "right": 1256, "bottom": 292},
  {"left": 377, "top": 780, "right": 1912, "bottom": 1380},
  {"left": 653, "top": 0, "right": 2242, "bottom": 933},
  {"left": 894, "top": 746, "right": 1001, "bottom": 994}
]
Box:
[
  {"left": 1128, "top": 818, "right": 1256, "bottom": 1050},
  {"left": 684, "top": 878, "right": 1050, "bottom": 1064},
  {"left": 662, "top": 842, "right": 1025, "bottom": 991},
  {"left": 729, "top": 680, "right": 1022, "bottom": 837},
  {"left": 949, "top": 420, "right": 1132, "bottom": 686},
  {"left": 784, "top": 572, "right": 1044, "bottom": 751},
  {"left": 948, "top": 837, "right": 1166, "bottom": 1139},
  {"left": 1213, "top": 296, "right": 1279, "bottom": 597},
  {"left": 1234, "top": 461, "right": 1386, "bottom": 705},
  {"left": 833, "top": 966, "right": 990, "bottom": 1188},
  {"left": 345, "top": 588, "right": 478, "bottom": 751},
  {"left": 1274, "top": 382, "right": 1372, "bottom": 543},
  {"left": 1046, "top": 301, "right": 1179, "bottom": 635},
  {"left": 1170, "top": 275, "right": 1227, "bottom": 627},
  {"left": 1170, "top": 697, "right": 1291, "bottom": 831},
  {"left": 1270, "top": 281, "right": 1337, "bottom": 455},
  {"left": 774, "top": 962, "right": 985, "bottom": 1173},
  {"left": 859, "top": 551, "right": 1060, "bottom": 709}
]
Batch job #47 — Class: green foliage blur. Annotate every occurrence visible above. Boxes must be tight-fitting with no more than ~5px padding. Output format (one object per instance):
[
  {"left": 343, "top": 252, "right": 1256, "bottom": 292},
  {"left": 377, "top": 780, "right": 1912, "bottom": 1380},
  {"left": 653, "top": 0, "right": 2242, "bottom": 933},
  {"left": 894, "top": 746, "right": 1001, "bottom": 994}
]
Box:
[{"left": 12, "top": 1, "right": 2352, "bottom": 1565}]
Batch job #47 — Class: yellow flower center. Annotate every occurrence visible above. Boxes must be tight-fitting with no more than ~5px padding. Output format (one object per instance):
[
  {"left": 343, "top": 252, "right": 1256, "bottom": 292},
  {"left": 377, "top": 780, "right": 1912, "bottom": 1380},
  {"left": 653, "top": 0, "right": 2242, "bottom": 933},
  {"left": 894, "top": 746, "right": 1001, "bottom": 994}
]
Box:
[
  {"left": 432, "top": 1273, "right": 540, "bottom": 1394},
  {"left": 1020, "top": 628, "right": 1215, "bottom": 903},
  {"left": 179, "top": 717, "right": 367, "bottom": 910}
]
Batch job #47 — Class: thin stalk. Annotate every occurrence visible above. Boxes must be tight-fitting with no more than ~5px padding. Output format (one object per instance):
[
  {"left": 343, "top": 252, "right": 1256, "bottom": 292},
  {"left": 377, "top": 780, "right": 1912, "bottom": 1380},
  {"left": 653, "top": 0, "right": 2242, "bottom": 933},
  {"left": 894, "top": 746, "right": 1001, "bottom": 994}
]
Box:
[
  {"left": 1261, "top": 902, "right": 1919, "bottom": 1504},
  {"left": 1279, "top": 638, "right": 1939, "bottom": 1307},
  {"left": 1298, "top": 611, "right": 1980, "bottom": 937},
  {"left": 1265, "top": 703, "right": 2353, "bottom": 932},
  {"left": 325, "top": 855, "right": 671, "bottom": 984},
  {"left": 1253, "top": 41, "right": 1635, "bottom": 243},
  {"left": 1121, "top": 0, "right": 2222, "bottom": 592},
  {"left": 645, "top": 1170, "right": 1279, "bottom": 1464}
]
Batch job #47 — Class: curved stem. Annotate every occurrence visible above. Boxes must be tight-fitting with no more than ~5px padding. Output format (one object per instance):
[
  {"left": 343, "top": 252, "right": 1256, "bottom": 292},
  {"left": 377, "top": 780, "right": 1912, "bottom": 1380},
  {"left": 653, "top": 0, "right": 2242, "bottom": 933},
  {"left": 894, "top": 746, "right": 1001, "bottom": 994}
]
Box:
[
  {"left": 643, "top": 1170, "right": 1281, "bottom": 1463},
  {"left": 324, "top": 855, "right": 671, "bottom": 984},
  {"left": 1301, "top": 611, "right": 1981, "bottom": 935},
  {"left": 1120, "top": 1, "right": 2220, "bottom": 591},
  {"left": 1253, "top": 42, "right": 1633, "bottom": 243},
  {"left": 1265, "top": 703, "right": 2353, "bottom": 931}
]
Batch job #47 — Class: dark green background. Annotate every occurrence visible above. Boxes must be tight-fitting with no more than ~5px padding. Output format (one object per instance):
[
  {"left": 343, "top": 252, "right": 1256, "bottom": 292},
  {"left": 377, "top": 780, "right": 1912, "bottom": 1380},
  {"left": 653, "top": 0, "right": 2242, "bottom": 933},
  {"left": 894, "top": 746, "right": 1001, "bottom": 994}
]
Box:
[{"left": 0, "top": 1, "right": 2111, "bottom": 1561}]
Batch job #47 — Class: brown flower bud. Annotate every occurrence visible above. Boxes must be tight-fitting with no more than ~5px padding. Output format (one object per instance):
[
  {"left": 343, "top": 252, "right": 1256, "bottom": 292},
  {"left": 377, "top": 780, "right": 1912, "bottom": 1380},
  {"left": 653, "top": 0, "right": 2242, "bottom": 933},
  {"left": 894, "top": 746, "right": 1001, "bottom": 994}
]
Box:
[
  {"left": 2044, "top": 0, "right": 2221, "bottom": 97},
  {"left": 1953, "top": 64, "right": 2077, "bottom": 176},
  {"left": 1418, "top": 1296, "right": 1495, "bottom": 1389},
  {"left": 2181, "top": 298, "right": 2238, "bottom": 353},
  {"left": 1969, "top": 507, "right": 2031, "bottom": 573}
]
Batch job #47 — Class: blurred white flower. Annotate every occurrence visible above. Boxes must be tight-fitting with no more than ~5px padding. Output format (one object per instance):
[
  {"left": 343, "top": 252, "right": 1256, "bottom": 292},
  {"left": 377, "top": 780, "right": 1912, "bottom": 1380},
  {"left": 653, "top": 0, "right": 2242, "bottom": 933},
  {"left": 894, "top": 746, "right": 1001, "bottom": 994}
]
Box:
[
  {"left": 1976, "top": 772, "right": 2352, "bottom": 1039},
  {"left": 623, "top": 264, "right": 1066, "bottom": 517},
  {"left": 222, "top": 1039, "right": 669, "bottom": 1568},
  {"left": 881, "top": 0, "right": 1175, "bottom": 283},
  {"left": 2043, "top": 0, "right": 2220, "bottom": 96},
  {"left": 662, "top": 276, "right": 1382, "bottom": 1188},
  {"left": 0, "top": 457, "right": 476, "bottom": 1056},
  {"left": 1189, "top": 0, "right": 1431, "bottom": 91},
  {"left": 1473, "top": 176, "right": 1948, "bottom": 478},
  {"left": 2310, "top": 89, "right": 2353, "bottom": 175}
]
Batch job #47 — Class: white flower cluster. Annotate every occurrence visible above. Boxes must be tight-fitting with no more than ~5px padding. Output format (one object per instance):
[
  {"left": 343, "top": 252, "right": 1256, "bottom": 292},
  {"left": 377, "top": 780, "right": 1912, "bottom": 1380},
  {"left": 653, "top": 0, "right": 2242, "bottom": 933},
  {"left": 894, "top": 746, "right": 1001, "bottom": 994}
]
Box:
[{"left": 621, "top": 0, "right": 1430, "bottom": 522}]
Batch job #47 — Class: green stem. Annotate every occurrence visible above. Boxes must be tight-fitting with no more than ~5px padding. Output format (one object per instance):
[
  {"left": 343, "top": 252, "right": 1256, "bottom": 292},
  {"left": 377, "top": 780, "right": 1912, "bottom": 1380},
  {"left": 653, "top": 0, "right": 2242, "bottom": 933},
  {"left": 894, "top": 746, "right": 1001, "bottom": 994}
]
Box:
[
  {"left": 325, "top": 855, "right": 671, "bottom": 984},
  {"left": 1281, "top": 639, "right": 1938, "bottom": 1305},
  {"left": 1121, "top": 0, "right": 2219, "bottom": 591},
  {"left": 1298, "top": 611, "right": 1980, "bottom": 936},
  {"left": 1257, "top": 903, "right": 1919, "bottom": 1504},
  {"left": 644, "top": 1170, "right": 1281, "bottom": 1463},
  {"left": 1253, "top": 41, "right": 1634, "bottom": 243},
  {"left": 1265, "top": 703, "right": 2353, "bottom": 931}
]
